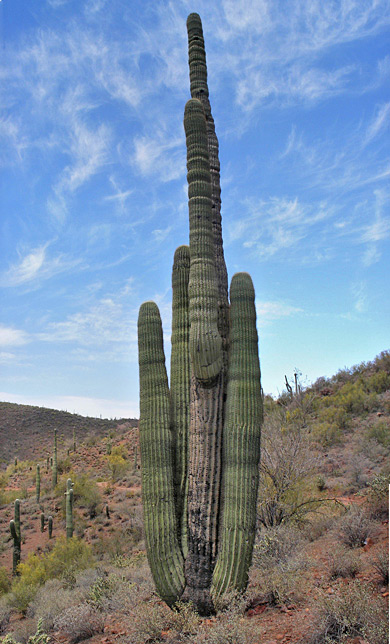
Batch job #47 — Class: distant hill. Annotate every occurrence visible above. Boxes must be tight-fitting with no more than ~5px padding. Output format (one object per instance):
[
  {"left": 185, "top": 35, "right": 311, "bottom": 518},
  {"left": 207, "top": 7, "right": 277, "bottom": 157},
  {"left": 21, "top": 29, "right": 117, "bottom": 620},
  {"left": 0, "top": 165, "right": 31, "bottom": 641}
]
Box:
[{"left": 0, "top": 401, "right": 138, "bottom": 464}]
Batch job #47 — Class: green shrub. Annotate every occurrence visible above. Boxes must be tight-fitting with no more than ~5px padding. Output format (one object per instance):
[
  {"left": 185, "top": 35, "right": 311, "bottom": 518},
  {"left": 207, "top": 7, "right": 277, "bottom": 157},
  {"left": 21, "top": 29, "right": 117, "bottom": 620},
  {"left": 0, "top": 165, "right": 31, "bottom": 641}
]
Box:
[
  {"left": 366, "top": 421, "right": 390, "bottom": 448},
  {"left": 9, "top": 537, "right": 95, "bottom": 613},
  {"left": 107, "top": 446, "right": 129, "bottom": 481},
  {"left": 367, "top": 370, "right": 390, "bottom": 394},
  {"left": 0, "top": 569, "right": 10, "bottom": 597},
  {"left": 44, "top": 536, "right": 95, "bottom": 584},
  {"left": 366, "top": 472, "right": 390, "bottom": 518}
]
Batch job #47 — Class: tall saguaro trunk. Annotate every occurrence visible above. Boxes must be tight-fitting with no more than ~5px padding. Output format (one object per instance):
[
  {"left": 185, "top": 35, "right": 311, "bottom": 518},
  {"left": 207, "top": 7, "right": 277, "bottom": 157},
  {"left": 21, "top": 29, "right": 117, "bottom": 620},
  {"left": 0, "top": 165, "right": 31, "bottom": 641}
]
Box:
[{"left": 137, "top": 13, "right": 263, "bottom": 616}]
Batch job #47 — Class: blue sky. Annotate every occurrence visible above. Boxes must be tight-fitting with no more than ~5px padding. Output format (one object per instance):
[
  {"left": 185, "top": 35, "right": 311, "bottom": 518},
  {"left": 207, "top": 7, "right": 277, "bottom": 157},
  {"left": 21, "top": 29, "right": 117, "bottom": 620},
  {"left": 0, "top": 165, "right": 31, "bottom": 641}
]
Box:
[{"left": 1, "top": 0, "right": 389, "bottom": 418}]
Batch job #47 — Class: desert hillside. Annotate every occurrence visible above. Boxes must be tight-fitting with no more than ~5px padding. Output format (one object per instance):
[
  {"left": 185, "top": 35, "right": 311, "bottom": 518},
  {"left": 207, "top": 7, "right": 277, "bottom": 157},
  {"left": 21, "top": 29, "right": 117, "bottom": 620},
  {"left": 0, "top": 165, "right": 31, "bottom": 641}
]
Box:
[
  {"left": 0, "top": 402, "right": 137, "bottom": 463},
  {"left": 0, "top": 351, "right": 388, "bottom": 644}
]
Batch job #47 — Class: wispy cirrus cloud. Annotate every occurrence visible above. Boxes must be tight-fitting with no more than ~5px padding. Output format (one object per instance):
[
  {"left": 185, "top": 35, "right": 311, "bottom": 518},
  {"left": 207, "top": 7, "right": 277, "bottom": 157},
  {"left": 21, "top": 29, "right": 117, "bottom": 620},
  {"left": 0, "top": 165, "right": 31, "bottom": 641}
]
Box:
[
  {"left": 256, "top": 300, "right": 303, "bottom": 326},
  {"left": 363, "top": 102, "right": 390, "bottom": 146},
  {"left": 132, "top": 131, "right": 185, "bottom": 182},
  {"left": 0, "top": 325, "right": 29, "bottom": 347},
  {"left": 1, "top": 244, "right": 82, "bottom": 288},
  {"left": 227, "top": 196, "right": 332, "bottom": 261},
  {"left": 47, "top": 119, "right": 111, "bottom": 222}
]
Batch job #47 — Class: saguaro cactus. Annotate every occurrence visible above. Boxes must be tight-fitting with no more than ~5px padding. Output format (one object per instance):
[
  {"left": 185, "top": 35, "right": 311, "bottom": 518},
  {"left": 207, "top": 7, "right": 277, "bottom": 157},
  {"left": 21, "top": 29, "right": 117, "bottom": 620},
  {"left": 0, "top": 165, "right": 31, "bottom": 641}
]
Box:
[
  {"left": 65, "top": 478, "right": 74, "bottom": 539},
  {"left": 137, "top": 14, "right": 262, "bottom": 615},
  {"left": 9, "top": 499, "right": 21, "bottom": 575},
  {"left": 40, "top": 512, "right": 45, "bottom": 533},
  {"left": 48, "top": 515, "right": 53, "bottom": 539},
  {"left": 52, "top": 429, "right": 58, "bottom": 489},
  {"left": 36, "top": 465, "right": 41, "bottom": 504}
]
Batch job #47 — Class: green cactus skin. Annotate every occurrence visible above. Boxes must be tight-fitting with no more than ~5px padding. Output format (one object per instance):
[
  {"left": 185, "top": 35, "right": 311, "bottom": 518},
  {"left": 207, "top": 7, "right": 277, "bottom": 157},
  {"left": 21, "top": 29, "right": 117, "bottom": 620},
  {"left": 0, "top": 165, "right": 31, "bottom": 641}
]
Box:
[
  {"left": 65, "top": 478, "right": 73, "bottom": 539},
  {"left": 48, "top": 515, "right": 53, "bottom": 539},
  {"left": 211, "top": 273, "right": 262, "bottom": 598},
  {"left": 186, "top": 13, "right": 229, "bottom": 348},
  {"left": 73, "top": 427, "right": 76, "bottom": 452},
  {"left": 36, "top": 465, "right": 41, "bottom": 504},
  {"left": 52, "top": 429, "right": 58, "bottom": 489},
  {"left": 40, "top": 512, "right": 45, "bottom": 533},
  {"left": 10, "top": 499, "right": 21, "bottom": 575},
  {"left": 133, "top": 445, "right": 138, "bottom": 473},
  {"left": 138, "top": 302, "right": 185, "bottom": 606},
  {"left": 137, "top": 14, "right": 262, "bottom": 615},
  {"left": 46, "top": 456, "right": 49, "bottom": 472},
  {"left": 170, "top": 245, "right": 190, "bottom": 555}
]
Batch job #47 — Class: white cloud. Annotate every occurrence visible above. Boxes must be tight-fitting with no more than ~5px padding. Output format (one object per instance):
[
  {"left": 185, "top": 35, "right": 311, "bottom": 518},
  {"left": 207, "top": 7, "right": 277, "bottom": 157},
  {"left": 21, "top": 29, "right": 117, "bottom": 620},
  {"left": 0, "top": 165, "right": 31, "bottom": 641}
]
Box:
[
  {"left": 364, "top": 102, "right": 390, "bottom": 145},
  {"left": 2, "top": 244, "right": 82, "bottom": 288},
  {"left": 0, "top": 325, "right": 29, "bottom": 347},
  {"left": 256, "top": 300, "right": 303, "bottom": 326},
  {"left": 132, "top": 133, "right": 184, "bottom": 182},
  {"left": 352, "top": 281, "right": 368, "bottom": 313},
  {"left": 228, "top": 196, "right": 332, "bottom": 260},
  {"left": 3, "top": 245, "right": 47, "bottom": 286}
]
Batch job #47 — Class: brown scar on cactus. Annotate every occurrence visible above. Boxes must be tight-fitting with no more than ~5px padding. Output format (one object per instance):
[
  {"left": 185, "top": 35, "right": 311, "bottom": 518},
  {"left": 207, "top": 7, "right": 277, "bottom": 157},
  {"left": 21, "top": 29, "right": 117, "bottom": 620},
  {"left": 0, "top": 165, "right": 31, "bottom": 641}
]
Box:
[{"left": 137, "top": 13, "right": 262, "bottom": 616}]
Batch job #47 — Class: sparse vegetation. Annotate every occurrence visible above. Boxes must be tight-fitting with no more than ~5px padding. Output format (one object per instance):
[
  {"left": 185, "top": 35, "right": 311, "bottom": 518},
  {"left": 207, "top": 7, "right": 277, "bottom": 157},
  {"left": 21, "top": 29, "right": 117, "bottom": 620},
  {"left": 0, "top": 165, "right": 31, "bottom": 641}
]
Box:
[{"left": 0, "top": 343, "right": 388, "bottom": 641}]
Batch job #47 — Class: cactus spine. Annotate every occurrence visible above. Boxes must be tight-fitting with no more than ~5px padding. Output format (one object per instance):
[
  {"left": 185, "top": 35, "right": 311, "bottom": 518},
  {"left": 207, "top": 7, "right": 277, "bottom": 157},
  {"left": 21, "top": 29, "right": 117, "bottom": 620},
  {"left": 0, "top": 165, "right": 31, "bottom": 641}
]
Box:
[
  {"left": 52, "top": 429, "right": 58, "bottom": 489},
  {"left": 48, "top": 515, "right": 53, "bottom": 539},
  {"left": 9, "top": 499, "right": 21, "bottom": 575},
  {"left": 36, "top": 465, "right": 41, "bottom": 503},
  {"left": 137, "top": 14, "right": 262, "bottom": 615},
  {"left": 65, "top": 478, "right": 74, "bottom": 538}
]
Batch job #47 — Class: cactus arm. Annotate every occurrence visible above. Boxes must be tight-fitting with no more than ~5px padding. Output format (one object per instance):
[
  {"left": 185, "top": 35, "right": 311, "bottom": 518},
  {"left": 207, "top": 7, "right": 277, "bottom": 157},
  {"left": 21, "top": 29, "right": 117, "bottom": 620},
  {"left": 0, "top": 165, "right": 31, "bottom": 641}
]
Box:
[
  {"left": 138, "top": 301, "right": 185, "bottom": 606},
  {"left": 184, "top": 98, "right": 222, "bottom": 385},
  {"left": 66, "top": 478, "right": 73, "bottom": 538},
  {"left": 212, "top": 273, "right": 263, "bottom": 598},
  {"left": 170, "top": 245, "right": 190, "bottom": 556},
  {"left": 10, "top": 499, "right": 21, "bottom": 574},
  {"left": 48, "top": 515, "right": 53, "bottom": 538},
  {"left": 52, "top": 429, "right": 58, "bottom": 489},
  {"left": 36, "top": 465, "right": 41, "bottom": 504}
]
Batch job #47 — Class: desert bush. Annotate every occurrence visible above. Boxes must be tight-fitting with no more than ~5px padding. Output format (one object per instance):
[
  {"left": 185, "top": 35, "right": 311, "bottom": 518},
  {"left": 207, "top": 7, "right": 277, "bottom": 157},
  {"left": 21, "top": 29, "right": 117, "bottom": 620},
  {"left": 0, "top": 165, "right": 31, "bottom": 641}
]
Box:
[
  {"left": 122, "top": 598, "right": 171, "bottom": 644},
  {"left": 57, "top": 472, "right": 102, "bottom": 519},
  {"left": 338, "top": 506, "right": 372, "bottom": 548},
  {"left": 251, "top": 525, "right": 308, "bottom": 605},
  {"left": 366, "top": 472, "right": 390, "bottom": 518},
  {"left": 367, "top": 370, "right": 390, "bottom": 394},
  {"left": 27, "top": 579, "right": 80, "bottom": 632},
  {"left": 193, "top": 605, "right": 257, "bottom": 644},
  {"left": 258, "top": 405, "right": 320, "bottom": 527},
  {"left": 0, "top": 569, "right": 10, "bottom": 597},
  {"left": 0, "top": 597, "right": 10, "bottom": 635},
  {"left": 371, "top": 547, "right": 389, "bottom": 585},
  {"left": 327, "top": 545, "right": 360, "bottom": 579},
  {"left": 54, "top": 604, "right": 104, "bottom": 643},
  {"left": 366, "top": 420, "right": 390, "bottom": 449},
  {"left": 56, "top": 457, "right": 71, "bottom": 475},
  {"left": 308, "top": 579, "right": 388, "bottom": 643},
  {"left": 9, "top": 537, "right": 95, "bottom": 613},
  {"left": 4, "top": 618, "right": 39, "bottom": 644},
  {"left": 107, "top": 445, "right": 129, "bottom": 481}
]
